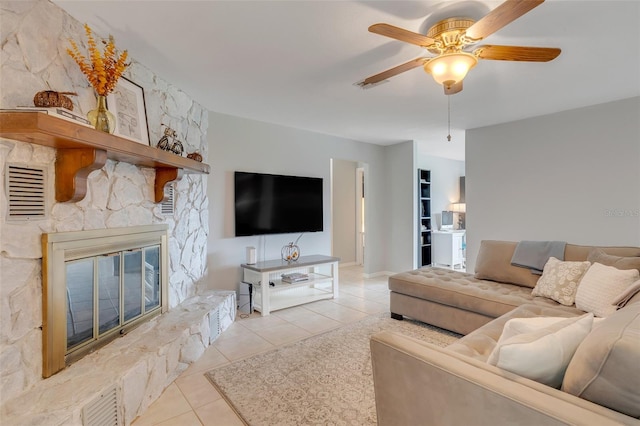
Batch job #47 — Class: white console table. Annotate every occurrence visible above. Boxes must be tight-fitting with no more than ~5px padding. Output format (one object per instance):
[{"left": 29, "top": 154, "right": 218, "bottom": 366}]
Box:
[
  {"left": 241, "top": 255, "right": 340, "bottom": 316},
  {"left": 432, "top": 231, "right": 466, "bottom": 269}
]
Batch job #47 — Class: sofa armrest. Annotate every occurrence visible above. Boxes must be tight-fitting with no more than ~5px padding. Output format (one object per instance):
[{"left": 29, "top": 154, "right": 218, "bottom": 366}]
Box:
[{"left": 370, "top": 331, "right": 639, "bottom": 426}]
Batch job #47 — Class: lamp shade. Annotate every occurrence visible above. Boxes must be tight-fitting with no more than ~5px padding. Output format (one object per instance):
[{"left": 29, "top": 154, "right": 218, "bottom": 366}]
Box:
[
  {"left": 451, "top": 202, "right": 466, "bottom": 213},
  {"left": 424, "top": 52, "right": 478, "bottom": 86}
]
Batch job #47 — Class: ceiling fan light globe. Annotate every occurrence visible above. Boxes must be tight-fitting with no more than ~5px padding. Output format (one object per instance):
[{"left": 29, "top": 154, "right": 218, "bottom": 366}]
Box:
[{"left": 424, "top": 52, "right": 477, "bottom": 86}]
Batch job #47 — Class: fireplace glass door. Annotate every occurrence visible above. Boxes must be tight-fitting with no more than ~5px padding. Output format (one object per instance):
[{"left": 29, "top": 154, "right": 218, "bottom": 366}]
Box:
[{"left": 65, "top": 244, "right": 162, "bottom": 353}]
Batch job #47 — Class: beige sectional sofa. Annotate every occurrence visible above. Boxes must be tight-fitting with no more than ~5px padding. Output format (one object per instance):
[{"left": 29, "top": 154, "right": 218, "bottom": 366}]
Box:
[{"left": 371, "top": 241, "right": 640, "bottom": 425}]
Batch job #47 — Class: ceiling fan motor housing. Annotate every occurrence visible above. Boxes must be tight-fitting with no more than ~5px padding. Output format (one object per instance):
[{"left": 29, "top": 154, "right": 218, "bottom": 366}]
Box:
[{"left": 426, "top": 17, "right": 476, "bottom": 53}]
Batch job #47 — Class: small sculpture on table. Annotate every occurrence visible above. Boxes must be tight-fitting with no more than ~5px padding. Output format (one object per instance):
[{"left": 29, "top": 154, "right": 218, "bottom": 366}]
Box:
[{"left": 281, "top": 242, "right": 300, "bottom": 262}]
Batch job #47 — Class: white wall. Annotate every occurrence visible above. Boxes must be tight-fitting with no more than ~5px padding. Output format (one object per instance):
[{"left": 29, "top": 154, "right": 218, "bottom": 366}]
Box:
[
  {"left": 332, "top": 159, "right": 357, "bottom": 264},
  {"left": 206, "top": 112, "right": 388, "bottom": 291},
  {"left": 417, "top": 154, "right": 466, "bottom": 230},
  {"left": 466, "top": 97, "right": 640, "bottom": 271},
  {"left": 384, "top": 141, "right": 416, "bottom": 272}
]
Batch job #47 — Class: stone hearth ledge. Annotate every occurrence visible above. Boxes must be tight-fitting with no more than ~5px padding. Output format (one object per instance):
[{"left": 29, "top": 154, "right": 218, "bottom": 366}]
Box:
[{"left": 0, "top": 290, "right": 236, "bottom": 426}]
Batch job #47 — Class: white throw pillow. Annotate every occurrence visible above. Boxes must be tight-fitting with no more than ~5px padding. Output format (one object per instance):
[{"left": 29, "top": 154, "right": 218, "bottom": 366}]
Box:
[
  {"left": 495, "top": 316, "right": 571, "bottom": 343},
  {"left": 487, "top": 313, "right": 594, "bottom": 388},
  {"left": 531, "top": 257, "right": 591, "bottom": 306},
  {"left": 575, "top": 263, "right": 640, "bottom": 317}
]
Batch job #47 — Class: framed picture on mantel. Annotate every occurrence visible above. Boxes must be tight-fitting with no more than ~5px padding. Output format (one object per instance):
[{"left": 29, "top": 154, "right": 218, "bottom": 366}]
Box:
[{"left": 107, "top": 77, "right": 150, "bottom": 146}]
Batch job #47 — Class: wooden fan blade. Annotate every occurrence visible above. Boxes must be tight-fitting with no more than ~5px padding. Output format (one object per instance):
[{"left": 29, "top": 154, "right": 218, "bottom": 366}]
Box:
[
  {"left": 444, "top": 80, "right": 463, "bottom": 95},
  {"left": 359, "top": 57, "right": 428, "bottom": 87},
  {"left": 466, "top": 0, "right": 545, "bottom": 40},
  {"left": 369, "top": 23, "right": 435, "bottom": 47},
  {"left": 475, "top": 45, "right": 561, "bottom": 61}
]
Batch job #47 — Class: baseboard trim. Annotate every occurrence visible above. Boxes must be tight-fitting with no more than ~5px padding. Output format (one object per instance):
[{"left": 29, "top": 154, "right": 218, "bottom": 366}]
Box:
[{"left": 363, "top": 271, "right": 395, "bottom": 279}]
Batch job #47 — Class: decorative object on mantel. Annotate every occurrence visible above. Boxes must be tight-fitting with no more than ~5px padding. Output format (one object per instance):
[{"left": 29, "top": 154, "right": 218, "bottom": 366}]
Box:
[
  {"left": 67, "top": 24, "right": 129, "bottom": 134},
  {"left": 106, "top": 77, "right": 151, "bottom": 146},
  {"left": 33, "top": 90, "right": 77, "bottom": 110},
  {"left": 156, "top": 124, "right": 184, "bottom": 156},
  {"left": 187, "top": 151, "right": 203, "bottom": 162},
  {"left": 170, "top": 138, "right": 184, "bottom": 156},
  {"left": 4, "top": 106, "right": 91, "bottom": 126}
]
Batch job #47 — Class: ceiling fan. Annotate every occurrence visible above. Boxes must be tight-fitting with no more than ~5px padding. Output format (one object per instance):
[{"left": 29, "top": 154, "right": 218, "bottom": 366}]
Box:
[{"left": 358, "top": 0, "right": 561, "bottom": 95}]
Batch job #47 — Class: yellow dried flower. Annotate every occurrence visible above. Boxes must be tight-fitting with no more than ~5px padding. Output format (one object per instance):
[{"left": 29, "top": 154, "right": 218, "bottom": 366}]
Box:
[{"left": 67, "top": 24, "right": 129, "bottom": 96}]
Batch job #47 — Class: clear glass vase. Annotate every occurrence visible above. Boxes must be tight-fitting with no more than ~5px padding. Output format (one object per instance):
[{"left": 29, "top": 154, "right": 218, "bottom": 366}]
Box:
[{"left": 87, "top": 95, "right": 115, "bottom": 134}]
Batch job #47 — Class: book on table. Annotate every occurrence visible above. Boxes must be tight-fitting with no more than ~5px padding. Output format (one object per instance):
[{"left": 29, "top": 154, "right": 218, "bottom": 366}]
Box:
[{"left": 281, "top": 272, "right": 309, "bottom": 283}]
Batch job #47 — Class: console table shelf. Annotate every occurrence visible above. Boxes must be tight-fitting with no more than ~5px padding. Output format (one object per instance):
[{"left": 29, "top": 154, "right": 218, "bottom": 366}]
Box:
[
  {"left": 0, "top": 111, "right": 210, "bottom": 203},
  {"left": 241, "top": 255, "right": 340, "bottom": 316}
]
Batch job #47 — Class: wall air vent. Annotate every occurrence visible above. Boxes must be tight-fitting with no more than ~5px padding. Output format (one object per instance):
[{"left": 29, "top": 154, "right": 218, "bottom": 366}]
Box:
[
  {"left": 6, "top": 164, "right": 46, "bottom": 220},
  {"left": 82, "top": 385, "right": 120, "bottom": 426},
  {"left": 160, "top": 183, "right": 174, "bottom": 215}
]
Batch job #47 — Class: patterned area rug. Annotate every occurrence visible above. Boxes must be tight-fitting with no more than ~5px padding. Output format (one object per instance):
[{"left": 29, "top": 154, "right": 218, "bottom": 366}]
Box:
[{"left": 206, "top": 313, "right": 460, "bottom": 426}]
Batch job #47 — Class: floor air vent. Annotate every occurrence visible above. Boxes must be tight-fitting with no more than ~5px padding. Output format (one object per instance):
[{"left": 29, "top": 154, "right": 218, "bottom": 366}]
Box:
[
  {"left": 82, "top": 385, "right": 120, "bottom": 426},
  {"left": 6, "top": 164, "right": 46, "bottom": 219}
]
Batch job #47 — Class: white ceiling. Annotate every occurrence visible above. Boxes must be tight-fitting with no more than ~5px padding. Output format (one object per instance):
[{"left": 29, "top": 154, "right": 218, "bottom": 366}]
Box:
[{"left": 54, "top": 1, "right": 640, "bottom": 161}]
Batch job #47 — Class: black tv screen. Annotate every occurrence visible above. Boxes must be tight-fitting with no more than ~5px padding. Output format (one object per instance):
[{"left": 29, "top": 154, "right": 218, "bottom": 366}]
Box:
[{"left": 234, "top": 171, "right": 324, "bottom": 236}]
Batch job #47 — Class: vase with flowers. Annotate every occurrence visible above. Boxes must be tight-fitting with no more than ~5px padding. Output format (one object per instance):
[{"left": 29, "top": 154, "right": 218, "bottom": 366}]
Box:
[{"left": 67, "top": 24, "right": 129, "bottom": 133}]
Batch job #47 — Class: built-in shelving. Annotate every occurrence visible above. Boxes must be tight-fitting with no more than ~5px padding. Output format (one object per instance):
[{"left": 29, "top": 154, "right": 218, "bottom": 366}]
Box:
[
  {"left": 418, "top": 169, "right": 432, "bottom": 266},
  {"left": 0, "top": 111, "right": 210, "bottom": 203}
]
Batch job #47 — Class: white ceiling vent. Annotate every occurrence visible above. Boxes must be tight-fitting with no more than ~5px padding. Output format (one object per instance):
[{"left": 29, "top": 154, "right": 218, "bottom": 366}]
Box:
[
  {"left": 6, "top": 164, "right": 46, "bottom": 220},
  {"left": 82, "top": 385, "right": 120, "bottom": 426},
  {"left": 161, "top": 184, "right": 174, "bottom": 215}
]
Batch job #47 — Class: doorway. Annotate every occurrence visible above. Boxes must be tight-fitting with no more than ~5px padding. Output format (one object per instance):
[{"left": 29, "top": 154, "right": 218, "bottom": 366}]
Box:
[
  {"left": 356, "top": 167, "right": 365, "bottom": 265},
  {"left": 330, "top": 159, "right": 366, "bottom": 268}
]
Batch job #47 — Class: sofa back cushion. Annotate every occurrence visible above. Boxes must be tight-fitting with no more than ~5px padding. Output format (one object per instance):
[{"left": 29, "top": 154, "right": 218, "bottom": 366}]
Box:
[
  {"left": 564, "top": 244, "right": 640, "bottom": 262},
  {"left": 475, "top": 241, "right": 541, "bottom": 288},
  {"left": 561, "top": 301, "right": 640, "bottom": 418},
  {"left": 587, "top": 248, "right": 640, "bottom": 273},
  {"left": 475, "top": 241, "right": 640, "bottom": 288}
]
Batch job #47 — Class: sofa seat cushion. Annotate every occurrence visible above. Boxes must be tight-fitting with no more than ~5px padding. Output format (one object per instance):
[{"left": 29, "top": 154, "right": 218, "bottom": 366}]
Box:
[
  {"left": 446, "top": 304, "right": 584, "bottom": 362},
  {"left": 389, "top": 267, "right": 565, "bottom": 319}
]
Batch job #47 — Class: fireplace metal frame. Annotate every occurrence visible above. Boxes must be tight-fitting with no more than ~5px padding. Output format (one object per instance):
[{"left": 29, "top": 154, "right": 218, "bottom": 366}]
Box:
[{"left": 42, "top": 225, "right": 169, "bottom": 377}]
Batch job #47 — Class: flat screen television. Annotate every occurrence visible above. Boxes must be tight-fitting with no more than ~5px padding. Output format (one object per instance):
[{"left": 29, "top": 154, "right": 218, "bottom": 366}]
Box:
[{"left": 234, "top": 171, "right": 324, "bottom": 236}]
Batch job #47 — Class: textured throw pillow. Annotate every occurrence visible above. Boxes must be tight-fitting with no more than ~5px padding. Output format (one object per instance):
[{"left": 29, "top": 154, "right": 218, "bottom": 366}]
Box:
[
  {"left": 587, "top": 248, "right": 640, "bottom": 273},
  {"left": 562, "top": 302, "right": 640, "bottom": 418},
  {"left": 487, "top": 313, "right": 594, "bottom": 388},
  {"left": 531, "top": 257, "right": 591, "bottom": 305},
  {"left": 574, "top": 263, "right": 640, "bottom": 317}
]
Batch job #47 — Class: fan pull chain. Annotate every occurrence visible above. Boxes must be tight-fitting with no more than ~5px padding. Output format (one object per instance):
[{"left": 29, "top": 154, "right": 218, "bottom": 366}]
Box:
[{"left": 447, "top": 95, "right": 452, "bottom": 142}]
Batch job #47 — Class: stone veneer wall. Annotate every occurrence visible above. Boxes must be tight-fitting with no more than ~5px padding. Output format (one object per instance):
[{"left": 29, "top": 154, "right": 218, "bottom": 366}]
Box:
[{"left": 0, "top": 0, "right": 210, "bottom": 404}]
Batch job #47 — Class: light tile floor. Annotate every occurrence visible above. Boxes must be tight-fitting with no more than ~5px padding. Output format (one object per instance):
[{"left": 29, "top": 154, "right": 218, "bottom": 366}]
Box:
[{"left": 132, "top": 265, "right": 391, "bottom": 425}]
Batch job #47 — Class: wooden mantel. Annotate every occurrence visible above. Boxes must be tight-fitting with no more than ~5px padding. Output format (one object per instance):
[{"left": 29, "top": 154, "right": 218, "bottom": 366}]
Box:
[{"left": 0, "top": 111, "right": 210, "bottom": 203}]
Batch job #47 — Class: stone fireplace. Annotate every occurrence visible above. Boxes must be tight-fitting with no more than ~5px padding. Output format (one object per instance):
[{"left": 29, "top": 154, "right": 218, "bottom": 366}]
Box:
[{"left": 0, "top": 2, "right": 235, "bottom": 423}]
